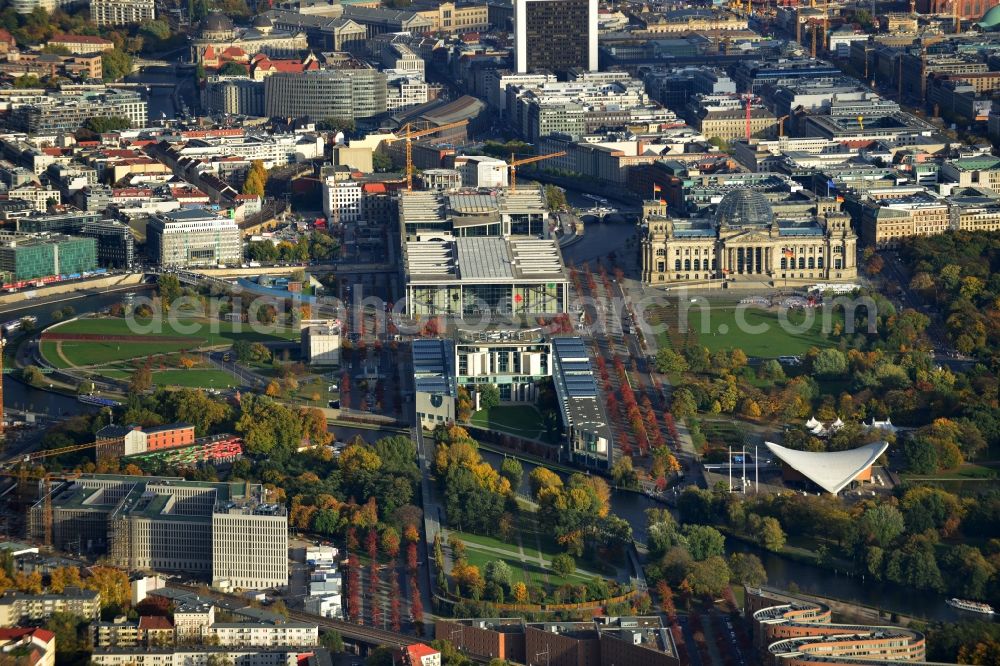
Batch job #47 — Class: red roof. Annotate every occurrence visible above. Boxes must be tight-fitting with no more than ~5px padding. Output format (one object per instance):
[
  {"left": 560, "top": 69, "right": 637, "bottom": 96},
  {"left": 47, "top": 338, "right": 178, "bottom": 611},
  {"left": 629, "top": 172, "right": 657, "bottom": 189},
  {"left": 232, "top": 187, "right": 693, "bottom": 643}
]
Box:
[
  {"left": 221, "top": 46, "right": 247, "bottom": 58},
  {"left": 0, "top": 29, "right": 16, "bottom": 46},
  {"left": 52, "top": 34, "right": 112, "bottom": 45},
  {"left": 404, "top": 644, "right": 440, "bottom": 660},
  {"left": 362, "top": 182, "right": 387, "bottom": 194},
  {"left": 138, "top": 616, "right": 174, "bottom": 630},
  {"left": 203, "top": 45, "right": 216, "bottom": 59},
  {"left": 0, "top": 628, "right": 55, "bottom": 643}
]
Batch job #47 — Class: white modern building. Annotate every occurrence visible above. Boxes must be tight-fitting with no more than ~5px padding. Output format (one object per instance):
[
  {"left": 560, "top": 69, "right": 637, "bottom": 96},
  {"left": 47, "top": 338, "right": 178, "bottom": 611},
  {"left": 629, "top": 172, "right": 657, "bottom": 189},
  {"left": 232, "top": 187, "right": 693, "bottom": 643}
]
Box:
[
  {"left": 301, "top": 320, "right": 341, "bottom": 366},
  {"left": 91, "top": 0, "right": 156, "bottom": 26},
  {"left": 146, "top": 208, "right": 242, "bottom": 268},
  {"left": 454, "top": 155, "right": 508, "bottom": 189},
  {"left": 321, "top": 177, "right": 363, "bottom": 224},
  {"left": 30, "top": 475, "right": 288, "bottom": 590}
]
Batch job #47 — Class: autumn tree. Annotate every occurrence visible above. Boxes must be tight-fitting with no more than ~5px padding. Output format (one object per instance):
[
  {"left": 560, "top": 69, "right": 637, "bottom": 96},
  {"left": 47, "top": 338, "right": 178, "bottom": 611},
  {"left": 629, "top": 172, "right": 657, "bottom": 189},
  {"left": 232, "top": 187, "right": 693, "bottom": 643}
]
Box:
[{"left": 242, "top": 160, "right": 268, "bottom": 196}]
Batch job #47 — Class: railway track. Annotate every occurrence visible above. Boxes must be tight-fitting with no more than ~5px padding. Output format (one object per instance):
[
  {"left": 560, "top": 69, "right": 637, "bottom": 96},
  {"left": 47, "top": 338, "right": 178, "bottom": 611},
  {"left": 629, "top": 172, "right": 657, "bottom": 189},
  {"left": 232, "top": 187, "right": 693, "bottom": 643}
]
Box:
[{"left": 166, "top": 583, "right": 429, "bottom": 650}]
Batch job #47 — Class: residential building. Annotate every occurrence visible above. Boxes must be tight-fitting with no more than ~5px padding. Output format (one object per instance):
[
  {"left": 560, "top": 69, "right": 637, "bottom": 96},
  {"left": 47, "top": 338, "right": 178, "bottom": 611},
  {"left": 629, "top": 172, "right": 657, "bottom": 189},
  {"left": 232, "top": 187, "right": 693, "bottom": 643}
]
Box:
[
  {"left": 400, "top": 644, "right": 441, "bottom": 666},
  {"left": 0, "top": 52, "right": 103, "bottom": 80},
  {"left": 173, "top": 600, "right": 214, "bottom": 639},
  {"left": 322, "top": 175, "right": 364, "bottom": 224},
  {"left": 146, "top": 208, "right": 242, "bottom": 268},
  {"left": 0, "top": 627, "right": 56, "bottom": 666},
  {"left": 49, "top": 34, "right": 115, "bottom": 54},
  {"left": 641, "top": 190, "right": 858, "bottom": 286},
  {"left": 91, "top": 647, "right": 327, "bottom": 666},
  {"left": 207, "top": 621, "right": 318, "bottom": 647},
  {"left": 0, "top": 232, "right": 97, "bottom": 281},
  {"left": 301, "top": 320, "right": 341, "bottom": 366},
  {"left": 202, "top": 77, "right": 265, "bottom": 117},
  {"left": 515, "top": 0, "right": 598, "bottom": 74},
  {"left": 78, "top": 219, "right": 136, "bottom": 269},
  {"left": 7, "top": 89, "right": 147, "bottom": 133},
  {"left": 263, "top": 67, "right": 387, "bottom": 120},
  {"left": 386, "top": 73, "right": 429, "bottom": 112},
  {"left": 7, "top": 184, "right": 58, "bottom": 212},
  {"left": 0, "top": 589, "right": 100, "bottom": 626},
  {"left": 28, "top": 475, "right": 287, "bottom": 589},
  {"left": 91, "top": 0, "right": 156, "bottom": 25}
]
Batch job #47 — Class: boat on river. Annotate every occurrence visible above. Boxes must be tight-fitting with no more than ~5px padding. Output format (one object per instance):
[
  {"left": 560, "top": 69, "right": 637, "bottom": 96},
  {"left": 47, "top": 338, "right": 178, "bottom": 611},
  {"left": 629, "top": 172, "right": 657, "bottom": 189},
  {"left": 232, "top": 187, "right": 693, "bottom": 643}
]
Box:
[{"left": 947, "top": 598, "right": 995, "bottom": 615}]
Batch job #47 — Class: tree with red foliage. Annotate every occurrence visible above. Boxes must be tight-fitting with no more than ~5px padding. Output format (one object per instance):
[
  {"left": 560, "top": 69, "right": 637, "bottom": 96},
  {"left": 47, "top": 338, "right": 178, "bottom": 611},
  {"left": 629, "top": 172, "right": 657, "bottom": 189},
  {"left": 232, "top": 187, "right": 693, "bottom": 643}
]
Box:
[
  {"left": 656, "top": 580, "right": 677, "bottom": 623},
  {"left": 366, "top": 528, "right": 378, "bottom": 561},
  {"left": 346, "top": 555, "right": 362, "bottom": 623},
  {"left": 390, "top": 571, "right": 402, "bottom": 632},
  {"left": 369, "top": 563, "right": 381, "bottom": 627},
  {"left": 135, "top": 595, "right": 171, "bottom": 617},
  {"left": 409, "top": 574, "right": 423, "bottom": 633},
  {"left": 346, "top": 527, "right": 359, "bottom": 553},
  {"left": 405, "top": 541, "right": 418, "bottom": 573}
]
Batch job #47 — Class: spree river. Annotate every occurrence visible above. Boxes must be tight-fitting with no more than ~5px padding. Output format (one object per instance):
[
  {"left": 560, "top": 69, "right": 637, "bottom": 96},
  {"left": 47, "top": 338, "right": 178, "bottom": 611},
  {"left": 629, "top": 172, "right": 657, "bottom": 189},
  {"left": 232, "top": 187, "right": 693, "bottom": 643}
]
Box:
[
  {"left": 8, "top": 286, "right": 986, "bottom": 626},
  {"left": 1, "top": 287, "right": 153, "bottom": 417},
  {"left": 479, "top": 449, "right": 988, "bottom": 625}
]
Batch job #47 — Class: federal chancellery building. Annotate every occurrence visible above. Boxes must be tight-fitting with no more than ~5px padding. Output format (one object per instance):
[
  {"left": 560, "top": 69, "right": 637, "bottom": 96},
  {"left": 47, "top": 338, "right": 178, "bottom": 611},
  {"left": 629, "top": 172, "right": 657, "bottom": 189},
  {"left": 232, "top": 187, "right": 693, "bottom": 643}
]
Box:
[{"left": 641, "top": 189, "right": 858, "bottom": 286}]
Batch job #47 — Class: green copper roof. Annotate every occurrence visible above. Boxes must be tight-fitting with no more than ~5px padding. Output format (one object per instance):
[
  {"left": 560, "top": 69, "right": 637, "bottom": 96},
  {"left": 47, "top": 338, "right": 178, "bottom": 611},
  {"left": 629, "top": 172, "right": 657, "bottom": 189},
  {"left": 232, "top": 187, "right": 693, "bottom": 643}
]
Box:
[{"left": 978, "top": 4, "right": 1000, "bottom": 29}]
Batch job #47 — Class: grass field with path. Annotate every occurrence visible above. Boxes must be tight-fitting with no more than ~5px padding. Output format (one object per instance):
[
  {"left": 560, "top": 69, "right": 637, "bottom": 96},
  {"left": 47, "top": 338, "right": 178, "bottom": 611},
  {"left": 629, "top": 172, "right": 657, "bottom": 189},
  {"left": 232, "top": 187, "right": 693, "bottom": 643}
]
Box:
[{"left": 40, "top": 316, "right": 296, "bottom": 368}]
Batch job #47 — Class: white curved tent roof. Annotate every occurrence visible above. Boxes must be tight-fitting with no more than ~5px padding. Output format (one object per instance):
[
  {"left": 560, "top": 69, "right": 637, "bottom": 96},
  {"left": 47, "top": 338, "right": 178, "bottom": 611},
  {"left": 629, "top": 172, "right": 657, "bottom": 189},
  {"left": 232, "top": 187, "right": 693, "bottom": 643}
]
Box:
[{"left": 765, "top": 440, "right": 888, "bottom": 494}]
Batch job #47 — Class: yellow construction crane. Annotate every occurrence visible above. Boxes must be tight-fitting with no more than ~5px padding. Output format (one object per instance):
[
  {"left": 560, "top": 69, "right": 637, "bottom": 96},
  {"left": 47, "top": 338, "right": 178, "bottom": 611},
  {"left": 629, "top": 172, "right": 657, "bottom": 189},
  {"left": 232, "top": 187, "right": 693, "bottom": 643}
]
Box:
[
  {"left": 778, "top": 114, "right": 790, "bottom": 137},
  {"left": 507, "top": 151, "right": 567, "bottom": 191},
  {"left": 857, "top": 115, "right": 865, "bottom": 131},
  {"left": 386, "top": 120, "right": 470, "bottom": 191}
]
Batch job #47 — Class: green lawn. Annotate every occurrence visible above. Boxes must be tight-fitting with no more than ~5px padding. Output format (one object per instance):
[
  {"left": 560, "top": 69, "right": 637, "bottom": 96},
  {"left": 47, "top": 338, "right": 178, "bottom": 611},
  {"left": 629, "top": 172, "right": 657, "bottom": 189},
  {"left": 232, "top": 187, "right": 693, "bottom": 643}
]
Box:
[
  {"left": 51, "top": 316, "right": 297, "bottom": 345},
  {"left": 41, "top": 316, "right": 297, "bottom": 368},
  {"left": 470, "top": 405, "right": 552, "bottom": 441},
  {"left": 152, "top": 369, "right": 237, "bottom": 388},
  {"left": 454, "top": 528, "right": 603, "bottom": 591},
  {"left": 49, "top": 340, "right": 197, "bottom": 367},
  {"left": 692, "top": 307, "right": 840, "bottom": 357}
]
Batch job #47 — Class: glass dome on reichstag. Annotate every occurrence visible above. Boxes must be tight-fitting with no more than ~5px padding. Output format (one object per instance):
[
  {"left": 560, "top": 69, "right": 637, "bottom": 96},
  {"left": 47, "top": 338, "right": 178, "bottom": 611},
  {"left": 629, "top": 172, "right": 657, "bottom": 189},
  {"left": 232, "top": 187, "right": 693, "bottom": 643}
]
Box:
[{"left": 715, "top": 189, "right": 775, "bottom": 229}]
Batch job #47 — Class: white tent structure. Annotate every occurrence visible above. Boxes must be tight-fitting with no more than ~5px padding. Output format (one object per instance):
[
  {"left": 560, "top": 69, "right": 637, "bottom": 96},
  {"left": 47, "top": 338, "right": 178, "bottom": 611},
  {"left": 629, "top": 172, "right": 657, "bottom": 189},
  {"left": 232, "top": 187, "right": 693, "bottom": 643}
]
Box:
[
  {"left": 866, "top": 417, "right": 898, "bottom": 434},
  {"left": 764, "top": 440, "right": 889, "bottom": 494}
]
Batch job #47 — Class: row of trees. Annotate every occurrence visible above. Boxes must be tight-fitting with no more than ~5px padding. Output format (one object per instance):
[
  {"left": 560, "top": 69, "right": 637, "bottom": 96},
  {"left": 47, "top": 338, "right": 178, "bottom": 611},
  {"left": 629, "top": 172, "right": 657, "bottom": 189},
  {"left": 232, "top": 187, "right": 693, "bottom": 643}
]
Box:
[
  {"left": 245, "top": 231, "right": 339, "bottom": 263},
  {"left": 674, "top": 483, "right": 1000, "bottom": 601}
]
